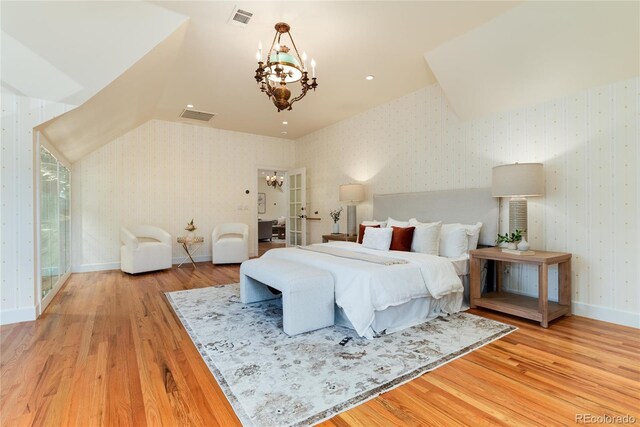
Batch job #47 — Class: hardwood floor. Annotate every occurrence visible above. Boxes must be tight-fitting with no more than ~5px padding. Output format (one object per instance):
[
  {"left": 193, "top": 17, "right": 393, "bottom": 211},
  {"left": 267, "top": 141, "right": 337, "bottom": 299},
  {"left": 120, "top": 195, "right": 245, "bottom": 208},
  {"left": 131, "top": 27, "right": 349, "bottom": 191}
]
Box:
[
  {"left": 1, "top": 260, "right": 638, "bottom": 426},
  {"left": 258, "top": 240, "right": 286, "bottom": 256}
]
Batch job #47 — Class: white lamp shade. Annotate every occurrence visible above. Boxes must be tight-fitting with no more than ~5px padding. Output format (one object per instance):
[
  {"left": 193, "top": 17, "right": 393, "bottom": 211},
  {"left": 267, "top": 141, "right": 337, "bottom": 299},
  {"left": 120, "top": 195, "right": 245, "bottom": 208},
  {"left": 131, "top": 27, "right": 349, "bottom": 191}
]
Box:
[
  {"left": 339, "top": 184, "right": 364, "bottom": 202},
  {"left": 492, "top": 163, "right": 544, "bottom": 197}
]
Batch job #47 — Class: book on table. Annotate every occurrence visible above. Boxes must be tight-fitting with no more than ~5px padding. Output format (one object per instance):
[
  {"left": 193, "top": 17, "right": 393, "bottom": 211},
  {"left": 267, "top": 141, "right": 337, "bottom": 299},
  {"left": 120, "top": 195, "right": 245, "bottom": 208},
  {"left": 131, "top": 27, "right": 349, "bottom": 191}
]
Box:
[{"left": 501, "top": 249, "right": 536, "bottom": 256}]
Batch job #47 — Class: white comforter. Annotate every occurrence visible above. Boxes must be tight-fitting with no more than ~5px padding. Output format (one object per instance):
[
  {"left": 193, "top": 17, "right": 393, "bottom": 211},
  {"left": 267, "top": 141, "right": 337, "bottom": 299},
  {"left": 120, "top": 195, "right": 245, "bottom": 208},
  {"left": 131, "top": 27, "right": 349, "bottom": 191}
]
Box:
[{"left": 261, "top": 241, "right": 463, "bottom": 336}]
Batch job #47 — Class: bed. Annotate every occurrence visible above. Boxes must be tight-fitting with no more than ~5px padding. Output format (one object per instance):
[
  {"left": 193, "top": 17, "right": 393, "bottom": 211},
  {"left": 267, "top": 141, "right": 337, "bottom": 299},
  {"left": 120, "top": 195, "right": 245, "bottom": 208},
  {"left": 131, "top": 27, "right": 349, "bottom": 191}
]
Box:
[{"left": 261, "top": 188, "right": 498, "bottom": 338}]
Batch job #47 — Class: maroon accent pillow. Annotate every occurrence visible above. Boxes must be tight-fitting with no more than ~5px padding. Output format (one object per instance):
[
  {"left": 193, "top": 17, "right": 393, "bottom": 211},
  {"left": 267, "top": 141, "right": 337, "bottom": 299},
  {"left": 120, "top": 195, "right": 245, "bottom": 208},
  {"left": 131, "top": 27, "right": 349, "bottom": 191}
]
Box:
[
  {"left": 358, "top": 224, "right": 380, "bottom": 244},
  {"left": 390, "top": 226, "right": 415, "bottom": 252}
]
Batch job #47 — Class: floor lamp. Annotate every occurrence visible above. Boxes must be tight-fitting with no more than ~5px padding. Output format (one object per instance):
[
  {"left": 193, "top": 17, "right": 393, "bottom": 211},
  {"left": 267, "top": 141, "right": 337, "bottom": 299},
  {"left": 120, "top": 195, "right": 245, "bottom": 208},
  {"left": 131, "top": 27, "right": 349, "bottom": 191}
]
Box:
[
  {"left": 491, "top": 163, "right": 544, "bottom": 240},
  {"left": 339, "top": 184, "right": 364, "bottom": 236}
]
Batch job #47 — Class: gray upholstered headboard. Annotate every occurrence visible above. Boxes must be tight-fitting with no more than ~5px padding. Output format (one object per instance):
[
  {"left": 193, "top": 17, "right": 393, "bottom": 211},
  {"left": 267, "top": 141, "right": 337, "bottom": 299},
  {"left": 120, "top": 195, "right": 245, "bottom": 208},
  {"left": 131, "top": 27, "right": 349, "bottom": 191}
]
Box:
[{"left": 372, "top": 188, "right": 498, "bottom": 246}]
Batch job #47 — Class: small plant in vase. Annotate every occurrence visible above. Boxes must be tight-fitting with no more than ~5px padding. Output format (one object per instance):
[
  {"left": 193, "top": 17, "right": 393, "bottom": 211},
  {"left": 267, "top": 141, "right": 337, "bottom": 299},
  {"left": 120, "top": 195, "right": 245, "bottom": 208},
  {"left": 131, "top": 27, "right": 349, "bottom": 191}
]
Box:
[
  {"left": 329, "top": 208, "right": 343, "bottom": 234},
  {"left": 496, "top": 229, "right": 525, "bottom": 250}
]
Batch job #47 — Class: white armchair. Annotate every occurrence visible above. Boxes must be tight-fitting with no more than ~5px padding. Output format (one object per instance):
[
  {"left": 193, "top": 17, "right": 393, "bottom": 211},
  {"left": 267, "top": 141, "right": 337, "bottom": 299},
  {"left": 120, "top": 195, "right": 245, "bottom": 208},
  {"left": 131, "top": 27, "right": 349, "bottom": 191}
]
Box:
[
  {"left": 212, "top": 223, "right": 249, "bottom": 264},
  {"left": 120, "top": 225, "right": 172, "bottom": 274}
]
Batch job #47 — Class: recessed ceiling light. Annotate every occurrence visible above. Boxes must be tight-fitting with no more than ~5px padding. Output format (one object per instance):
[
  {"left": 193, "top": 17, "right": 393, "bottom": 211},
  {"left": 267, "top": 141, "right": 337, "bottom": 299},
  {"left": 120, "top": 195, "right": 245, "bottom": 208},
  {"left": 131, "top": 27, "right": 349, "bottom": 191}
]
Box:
[
  {"left": 281, "top": 131, "right": 288, "bottom": 135},
  {"left": 282, "top": 121, "right": 288, "bottom": 125},
  {"left": 365, "top": 75, "right": 375, "bottom": 81},
  {"left": 187, "top": 104, "right": 194, "bottom": 108}
]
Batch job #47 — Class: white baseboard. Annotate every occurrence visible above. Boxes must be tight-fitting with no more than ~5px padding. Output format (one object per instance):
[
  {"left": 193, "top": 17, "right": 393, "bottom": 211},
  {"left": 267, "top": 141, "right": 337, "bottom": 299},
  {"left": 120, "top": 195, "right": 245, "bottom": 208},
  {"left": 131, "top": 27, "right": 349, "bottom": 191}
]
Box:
[
  {"left": 172, "top": 254, "right": 212, "bottom": 264},
  {"left": 73, "top": 254, "right": 216, "bottom": 273},
  {"left": 573, "top": 302, "right": 639, "bottom": 328},
  {"left": 73, "top": 262, "right": 120, "bottom": 273},
  {"left": 0, "top": 306, "right": 36, "bottom": 325}
]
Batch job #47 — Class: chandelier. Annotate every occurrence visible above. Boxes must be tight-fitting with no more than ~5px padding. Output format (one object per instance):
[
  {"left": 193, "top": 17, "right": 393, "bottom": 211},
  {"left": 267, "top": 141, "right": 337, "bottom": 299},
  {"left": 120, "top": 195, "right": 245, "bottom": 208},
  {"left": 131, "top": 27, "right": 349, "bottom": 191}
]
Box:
[
  {"left": 266, "top": 171, "right": 284, "bottom": 188},
  {"left": 254, "top": 22, "right": 318, "bottom": 112}
]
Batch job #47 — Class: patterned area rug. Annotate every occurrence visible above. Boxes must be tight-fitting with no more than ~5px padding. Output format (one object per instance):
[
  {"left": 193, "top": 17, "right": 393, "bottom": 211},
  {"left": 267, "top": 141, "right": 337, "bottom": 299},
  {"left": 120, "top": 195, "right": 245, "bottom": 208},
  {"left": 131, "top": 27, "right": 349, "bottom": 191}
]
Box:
[{"left": 166, "top": 284, "right": 516, "bottom": 427}]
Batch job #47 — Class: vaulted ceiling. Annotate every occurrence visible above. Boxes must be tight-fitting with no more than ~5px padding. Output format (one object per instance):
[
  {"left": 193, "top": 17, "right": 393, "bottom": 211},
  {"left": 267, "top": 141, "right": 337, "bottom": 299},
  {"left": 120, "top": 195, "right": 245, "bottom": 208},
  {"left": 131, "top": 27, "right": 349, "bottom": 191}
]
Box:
[{"left": 2, "top": 1, "right": 638, "bottom": 163}]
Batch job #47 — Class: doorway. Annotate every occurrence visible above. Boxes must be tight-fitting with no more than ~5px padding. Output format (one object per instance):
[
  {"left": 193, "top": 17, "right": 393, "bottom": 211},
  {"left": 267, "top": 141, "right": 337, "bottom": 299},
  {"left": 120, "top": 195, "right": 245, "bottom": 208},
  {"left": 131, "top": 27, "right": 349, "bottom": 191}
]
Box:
[{"left": 257, "top": 168, "right": 287, "bottom": 255}]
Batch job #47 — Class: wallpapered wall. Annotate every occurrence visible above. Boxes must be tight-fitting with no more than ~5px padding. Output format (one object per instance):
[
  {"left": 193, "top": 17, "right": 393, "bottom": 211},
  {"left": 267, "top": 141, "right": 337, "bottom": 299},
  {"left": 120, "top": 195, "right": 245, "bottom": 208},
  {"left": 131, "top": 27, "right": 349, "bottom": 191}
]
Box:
[
  {"left": 49, "top": 76, "right": 639, "bottom": 327},
  {"left": 1, "top": 93, "right": 74, "bottom": 324},
  {"left": 296, "top": 77, "right": 639, "bottom": 327},
  {"left": 72, "top": 119, "right": 295, "bottom": 270}
]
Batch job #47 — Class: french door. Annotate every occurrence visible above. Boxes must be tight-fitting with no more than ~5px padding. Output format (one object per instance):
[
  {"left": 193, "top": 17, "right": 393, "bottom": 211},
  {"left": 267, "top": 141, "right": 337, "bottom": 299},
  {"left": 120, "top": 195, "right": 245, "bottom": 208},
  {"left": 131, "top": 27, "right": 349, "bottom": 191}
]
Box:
[
  {"left": 39, "top": 146, "right": 70, "bottom": 309},
  {"left": 286, "top": 168, "right": 306, "bottom": 246}
]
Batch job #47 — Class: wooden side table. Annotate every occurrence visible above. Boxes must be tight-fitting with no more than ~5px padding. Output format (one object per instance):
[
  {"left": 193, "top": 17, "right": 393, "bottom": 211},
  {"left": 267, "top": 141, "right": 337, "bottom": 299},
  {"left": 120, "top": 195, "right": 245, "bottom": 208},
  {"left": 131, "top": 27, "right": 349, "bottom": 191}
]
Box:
[
  {"left": 177, "top": 236, "right": 205, "bottom": 269},
  {"left": 469, "top": 247, "right": 572, "bottom": 328},
  {"left": 322, "top": 233, "right": 357, "bottom": 243}
]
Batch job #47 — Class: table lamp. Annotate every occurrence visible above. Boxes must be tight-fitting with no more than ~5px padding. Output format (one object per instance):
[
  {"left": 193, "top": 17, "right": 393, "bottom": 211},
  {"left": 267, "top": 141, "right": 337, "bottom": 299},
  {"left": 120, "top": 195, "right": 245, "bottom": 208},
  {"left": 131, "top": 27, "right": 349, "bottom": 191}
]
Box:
[
  {"left": 339, "top": 184, "right": 365, "bottom": 236},
  {"left": 491, "top": 163, "right": 544, "bottom": 240}
]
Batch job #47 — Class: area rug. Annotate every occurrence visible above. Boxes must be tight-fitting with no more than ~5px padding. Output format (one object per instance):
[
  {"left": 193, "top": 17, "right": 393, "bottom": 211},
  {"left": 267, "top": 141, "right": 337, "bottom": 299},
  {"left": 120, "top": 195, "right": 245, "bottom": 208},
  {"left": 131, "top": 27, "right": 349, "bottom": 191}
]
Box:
[{"left": 166, "top": 284, "right": 516, "bottom": 427}]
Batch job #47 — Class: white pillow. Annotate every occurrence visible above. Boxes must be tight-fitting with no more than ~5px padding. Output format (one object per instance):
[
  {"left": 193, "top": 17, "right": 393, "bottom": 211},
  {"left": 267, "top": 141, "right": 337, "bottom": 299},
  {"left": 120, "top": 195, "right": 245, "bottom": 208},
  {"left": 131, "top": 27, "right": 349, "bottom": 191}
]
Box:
[
  {"left": 463, "top": 222, "right": 483, "bottom": 251},
  {"left": 361, "top": 220, "right": 387, "bottom": 228},
  {"left": 408, "top": 218, "right": 430, "bottom": 225},
  {"left": 362, "top": 227, "right": 393, "bottom": 251},
  {"left": 386, "top": 217, "right": 409, "bottom": 228},
  {"left": 441, "top": 222, "right": 483, "bottom": 251},
  {"left": 439, "top": 224, "right": 469, "bottom": 258},
  {"left": 409, "top": 220, "right": 442, "bottom": 255}
]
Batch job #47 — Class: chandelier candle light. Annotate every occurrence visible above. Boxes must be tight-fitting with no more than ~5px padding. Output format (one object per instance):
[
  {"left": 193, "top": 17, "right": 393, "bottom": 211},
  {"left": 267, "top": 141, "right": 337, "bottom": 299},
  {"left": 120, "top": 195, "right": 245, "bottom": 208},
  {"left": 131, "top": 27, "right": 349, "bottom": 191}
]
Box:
[
  {"left": 255, "top": 22, "right": 318, "bottom": 112},
  {"left": 266, "top": 171, "right": 284, "bottom": 188}
]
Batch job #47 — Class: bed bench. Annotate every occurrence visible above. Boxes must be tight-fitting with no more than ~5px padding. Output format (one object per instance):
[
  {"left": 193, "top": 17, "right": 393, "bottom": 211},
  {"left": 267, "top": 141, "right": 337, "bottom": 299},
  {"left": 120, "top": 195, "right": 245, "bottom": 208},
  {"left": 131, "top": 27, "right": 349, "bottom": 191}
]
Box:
[{"left": 240, "top": 258, "right": 335, "bottom": 336}]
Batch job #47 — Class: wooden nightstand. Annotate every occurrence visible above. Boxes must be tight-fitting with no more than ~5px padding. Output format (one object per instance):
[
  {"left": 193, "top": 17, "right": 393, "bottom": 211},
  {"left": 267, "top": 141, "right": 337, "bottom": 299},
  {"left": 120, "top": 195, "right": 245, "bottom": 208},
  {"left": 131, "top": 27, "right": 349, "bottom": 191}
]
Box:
[
  {"left": 469, "top": 247, "right": 572, "bottom": 328},
  {"left": 322, "top": 233, "right": 357, "bottom": 243}
]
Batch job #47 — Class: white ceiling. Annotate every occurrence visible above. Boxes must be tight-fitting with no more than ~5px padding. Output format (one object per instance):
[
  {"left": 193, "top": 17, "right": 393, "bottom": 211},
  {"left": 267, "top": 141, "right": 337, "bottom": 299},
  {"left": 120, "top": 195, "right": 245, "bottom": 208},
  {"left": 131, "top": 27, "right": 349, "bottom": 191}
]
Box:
[
  {"left": 2, "top": 1, "right": 638, "bottom": 163},
  {"left": 147, "top": 1, "right": 519, "bottom": 139},
  {"left": 426, "top": 1, "right": 640, "bottom": 120},
  {"left": 1, "top": 1, "right": 187, "bottom": 105},
  {"left": 40, "top": 22, "right": 189, "bottom": 162}
]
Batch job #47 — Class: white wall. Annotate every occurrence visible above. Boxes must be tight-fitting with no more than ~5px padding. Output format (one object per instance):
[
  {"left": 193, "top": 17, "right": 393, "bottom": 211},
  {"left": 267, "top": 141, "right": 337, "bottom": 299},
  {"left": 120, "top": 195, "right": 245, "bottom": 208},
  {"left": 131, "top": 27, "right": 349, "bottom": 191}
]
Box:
[
  {"left": 14, "top": 77, "right": 637, "bottom": 329},
  {"left": 295, "top": 77, "right": 639, "bottom": 328},
  {"left": 71, "top": 119, "right": 295, "bottom": 271},
  {"left": 0, "top": 93, "right": 74, "bottom": 325}
]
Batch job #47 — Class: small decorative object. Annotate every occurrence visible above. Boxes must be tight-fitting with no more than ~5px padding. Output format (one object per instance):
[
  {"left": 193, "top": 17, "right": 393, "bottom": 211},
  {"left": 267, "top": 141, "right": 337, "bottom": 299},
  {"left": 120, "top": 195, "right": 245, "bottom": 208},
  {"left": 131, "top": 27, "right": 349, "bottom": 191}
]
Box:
[
  {"left": 517, "top": 236, "right": 530, "bottom": 251},
  {"left": 330, "top": 207, "right": 343, "bottom": 234},
  {"left": 496, "top": 229, "right": 524, "bottom": 250},
  {"left": 185, "top": 219, "right": 197, "bottom": 232}
]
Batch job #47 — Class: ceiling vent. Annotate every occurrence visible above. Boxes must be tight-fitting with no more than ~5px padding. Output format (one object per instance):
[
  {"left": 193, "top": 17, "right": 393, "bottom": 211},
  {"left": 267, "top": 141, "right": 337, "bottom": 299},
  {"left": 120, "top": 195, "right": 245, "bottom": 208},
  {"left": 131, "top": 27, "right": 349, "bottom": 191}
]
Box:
[
  {"left": 179, "top": 109, "right": 216, "bottom": 122},
  {"left": 228, "top": 7, "right": 253, "bottom": 27}
]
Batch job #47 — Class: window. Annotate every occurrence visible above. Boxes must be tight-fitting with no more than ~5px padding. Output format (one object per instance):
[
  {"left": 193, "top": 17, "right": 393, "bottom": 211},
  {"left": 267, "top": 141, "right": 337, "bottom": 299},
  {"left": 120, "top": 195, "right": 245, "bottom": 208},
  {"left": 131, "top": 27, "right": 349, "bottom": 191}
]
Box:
[{"left": 40, "top": 146, "right": 70, "bottom": 299}]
